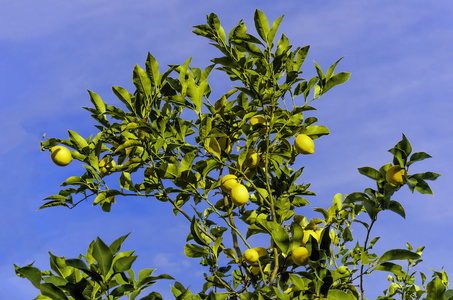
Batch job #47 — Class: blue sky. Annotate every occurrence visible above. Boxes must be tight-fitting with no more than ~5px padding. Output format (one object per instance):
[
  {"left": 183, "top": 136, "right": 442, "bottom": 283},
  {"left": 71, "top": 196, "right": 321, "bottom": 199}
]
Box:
[{"left": 1, "top": 1, "right": 452, "bottom": 299}]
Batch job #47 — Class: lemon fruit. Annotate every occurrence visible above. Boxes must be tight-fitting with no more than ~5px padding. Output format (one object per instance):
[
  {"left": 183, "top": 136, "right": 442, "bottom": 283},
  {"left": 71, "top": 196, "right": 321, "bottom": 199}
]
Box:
[
  {"left": 292, "top": 246, "right": 310, "bottom": 266},
  {"left": 244, "top": 249, "right": 259, "bottom": 264},
  {"left": 99, "top": 157, "right": 116, "bottom": 177},
  {"left": 50, "top": 146, "right": 73, "bottom": 167},
  {"left": 221, "top": 174, "right": 239, "bottom": 193},
  {"left": 230, "top": 184, "right": 249, "bottom": 206},
  {"left": 294, "top": 134, "right": 314, "bottom": 155},
  {"left": 250, "top": 115, "right": 268, "bottom": 133},
  {"left": 385, "top": 165, "right": 407, "bottom": 185},
  {"left": 253, "top": 247, "right": 268, "bottom": 257}
]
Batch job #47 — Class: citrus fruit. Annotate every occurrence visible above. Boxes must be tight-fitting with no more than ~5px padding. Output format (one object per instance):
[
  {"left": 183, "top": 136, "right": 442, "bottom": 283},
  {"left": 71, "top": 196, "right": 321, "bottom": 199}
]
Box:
[
  {"left": 294, "top": 134, "right": 314, "bottom": 155},
  {"left": 99, "top": 157, "right": 116, "bottom": 177},
  {"left": 221, "top": 174, "right": 239, "bottom": 193},
  {"left": 253, "top": 247, "right": 268, "bottom": 257},
  {"left": 292, "top": 246, "right": 309, "bottom": 266},
  {"left": 385, "top": 165, "right": 407, "bottom": 185},
  {"left": 250, "top": 115, "right": 268, "bottom": 133},
  {"left": 50, "top": 146, "right": 73, "bottom": 167},
  {"left": 230, "top": 184, "right": 249, "bottom": 206},
  {"left": 243, "top": 248, "right": 259, "bottom": 264},
  {"left": 250, "top": 115, "right": 267, "bottom": 126}
]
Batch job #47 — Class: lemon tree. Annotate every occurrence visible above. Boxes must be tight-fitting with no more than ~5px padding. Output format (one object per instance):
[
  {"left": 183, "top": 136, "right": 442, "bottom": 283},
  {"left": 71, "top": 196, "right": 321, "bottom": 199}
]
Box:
[{"left": 17, "top": 9, "right": 449, "bottom": 300}]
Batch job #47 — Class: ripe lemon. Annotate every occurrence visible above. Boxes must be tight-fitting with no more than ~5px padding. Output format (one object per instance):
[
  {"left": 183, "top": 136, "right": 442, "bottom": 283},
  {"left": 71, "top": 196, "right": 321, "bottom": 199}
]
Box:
[
  {"left": 51, "top": 146, "right": 73, "bottom": 166},
  {"left": 250, "top": 115, "right": 267, "bottom": 126},
  {"left": 253, "top": 247, "right": 268, "bottom": 257},
  {"left": 243, "top": 149, "right": 260, "bottom": 168},
  {"left": 385, "top": 165, "right": 407, "bottom": 185},
  {"left": 244, "top": 248, "right": 259, "bottom": 264},
  {"left": 250, "top": 115, "right": 268, "bottom": 133},
  {"left": 221, "top": 174, "right": 239, "bottom": 193},
  {"left": 294, "top": 134, "right": 314, "bottom": 155},
  {"left": 230, "top": 184, "right": 249, "bottom": 206},
  {"left": 99, "top": 157, "right": 116, "bottom": 177},
  {"left": 292, "top": 246, "right": 309, "bottom": 266}
]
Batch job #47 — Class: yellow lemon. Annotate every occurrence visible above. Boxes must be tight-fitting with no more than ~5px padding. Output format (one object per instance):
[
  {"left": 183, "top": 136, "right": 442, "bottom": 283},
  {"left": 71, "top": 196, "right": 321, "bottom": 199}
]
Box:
[
  {"left": 385, "top": 165, "right": 407, "bottom": 185},
  {"left": 99, "top": 157, "right": 116, "bottom": 177},
  {"left": 244, "top": 249, "right": 259, "bottom": 264},
  {"left": 253, "top": 247, "right": 268, "bottom": 257},
  {"left": 230, "top": 184, "right": 249, "bottom": 206},
  {"left": 250, "top": 115, "right": 267, "bottom": 126},
  {"left": 292, "top": 246, "right": 309, "bottom": 266},
  {"left": 50, "top": 146, "right": 73, "bottom": 167},
  {"left": 250, "top": 115, "right": 268, "bottom": 133},
  {"left": 221, "top": 174, "right": 239, "bottom": 193},
  {"left": 294, "top": 134, "right": 314, "bottom": 155}
]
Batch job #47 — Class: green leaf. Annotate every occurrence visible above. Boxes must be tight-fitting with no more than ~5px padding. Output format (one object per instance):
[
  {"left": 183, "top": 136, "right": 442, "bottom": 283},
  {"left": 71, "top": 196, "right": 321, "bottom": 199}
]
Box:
[
  {"left": 40, "top": 283, "right": 68, "bottom": 300},
  {"left": 268, "top": 15, "right": 284, "bottom": 47},
  {"left": 133, "top": 64, "right": 152, "bottom": 100},
  {"left": 313, "top": 61, "right": 325, "bottom": 80},
  {"left": 181, "top": 149, "right": 198, "bottom": 172},
  {"left": 372, "top": 262, "right": 405, "bottom": 277},
  {"left": 255, "top": 219, "right": 290, "bottom": 254},
  {"left": 388, "top": 200, "right": 406, "bottom": 218},
  {"left": 113, "top": 256, "right": 137, "bottom": 273},
  {"left": 396, "top": 134, "right": 412, "bottom": 157},
  {"left": 112, "top": 86, "right": 134, "bottom": 112},
  {"left": 92, "top": 237, "right": 113, "bottom": 276},
  {"left": 120, "top": 172, "right": 136, "bottom": 191},
  {"left": 358, "top": 166, "right": 384, "bottom": 181},
  {"left": 326, "top": 56, "right": 345, "bottom": 80},
  {"left": 87, "top": 90, "right": 106, "bottom": 114},
  {"left": 190, "top": 216, "right": 210, "bottom": 247},
  {"left": 324, "top": 72, "right": 351, "bottom": 93},
  {"left": 408, "top": 151, "right": 432, "bottom": 166},
  {"left": 254, "top": 9, "right": 270, "bottom": 43},
  {"left": 109, "top": 232, "right": 131, "bottom": 255},
  {"left": 302, "top": 125, "right": 329, "bottom": 138},
  {"left": 427, "top": 277, "right": 446, "bottom": 300},
  {"left": 15, "top": 266, "right": 42, "bottom": 289},
  {"left": 184, "top": 244, "right": 208, "bottom": 258},
  {"left": 114, "top": 139, "right": 143, "bottom": 154},
  {"left": 327, "top": 289, "right": 356, "bottom": 300},
  {"left": 344, "top": 192, "right": 370, "bottom": 204},
  {"left": 49, "top": 252, "right": 72, "bottom": 279},
  {"left": 145, "top": 52, "right": 160, "bottom": 87},
  {"left": 140, "top": 291, "right": 164, "bottom": 300},
  {"left": 414, "top": 178, "right": 434, "bottom": 195},
  {"left": 288, "top": 274, "right": 305, "bottom": 290},
  {"left": 110, "top": 284, "right": 135, "bottom": 297},
  {"left": 377, "top": 249, "right": 421, "bottom": 264},
  {"left": 68, "top": 130, "right": 89, "bottom": 153},
  {"left": 295, "top": 45, "right": 310, "bottom": 71}
]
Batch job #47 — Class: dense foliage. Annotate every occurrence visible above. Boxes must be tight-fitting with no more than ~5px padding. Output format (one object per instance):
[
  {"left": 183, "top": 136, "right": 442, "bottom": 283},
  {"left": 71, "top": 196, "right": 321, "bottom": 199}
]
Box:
[{"left": 15, "top": 10, "right": 449, "bottom": 300}]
